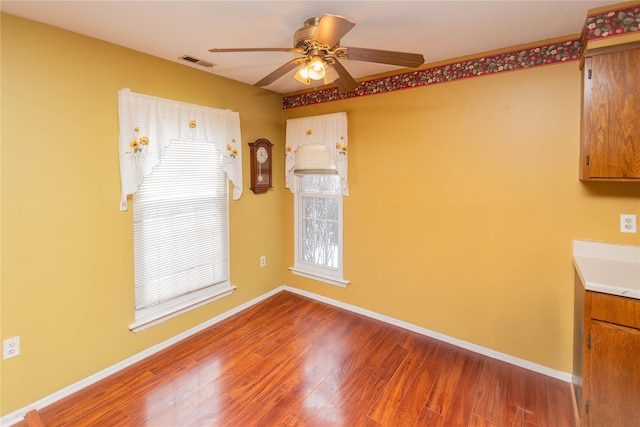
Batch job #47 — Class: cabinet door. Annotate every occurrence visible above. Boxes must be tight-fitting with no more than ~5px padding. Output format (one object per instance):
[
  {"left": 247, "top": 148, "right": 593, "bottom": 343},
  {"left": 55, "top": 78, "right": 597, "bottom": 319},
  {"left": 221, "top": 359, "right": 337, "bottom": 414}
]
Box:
[
  {"left": 581, "top": 47, "right": 640, "bottom": 180},
  {"left": 589, "top": 321, "right": 640, "bottom": 427}
]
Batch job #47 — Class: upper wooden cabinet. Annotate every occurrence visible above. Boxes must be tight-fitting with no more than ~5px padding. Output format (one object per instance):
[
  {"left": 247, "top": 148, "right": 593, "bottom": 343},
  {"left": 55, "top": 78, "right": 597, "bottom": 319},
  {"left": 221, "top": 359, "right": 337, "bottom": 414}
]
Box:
[{"left": 580, "top": 45, "right": 640, "bottom": 181}]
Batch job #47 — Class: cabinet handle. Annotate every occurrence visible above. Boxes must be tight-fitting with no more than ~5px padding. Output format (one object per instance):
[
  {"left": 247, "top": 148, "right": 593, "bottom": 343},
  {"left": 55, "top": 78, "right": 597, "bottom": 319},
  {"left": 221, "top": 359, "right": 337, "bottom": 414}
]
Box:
[
  {"left": 587, "top": 69, "right": 592, "bottom": 80},
  {"left": 586, "top": 155, "right": 590, "bottom": 166}
]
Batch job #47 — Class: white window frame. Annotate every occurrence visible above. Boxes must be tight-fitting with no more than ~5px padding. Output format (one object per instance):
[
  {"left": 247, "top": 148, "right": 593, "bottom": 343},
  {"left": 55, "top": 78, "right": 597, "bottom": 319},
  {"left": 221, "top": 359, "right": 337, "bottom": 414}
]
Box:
[
  {"left": 290, "top": 173, "right": 349, "bottom": 287},
  {"left": 128, "top": 139, "right": 235, "bottom": 332}
]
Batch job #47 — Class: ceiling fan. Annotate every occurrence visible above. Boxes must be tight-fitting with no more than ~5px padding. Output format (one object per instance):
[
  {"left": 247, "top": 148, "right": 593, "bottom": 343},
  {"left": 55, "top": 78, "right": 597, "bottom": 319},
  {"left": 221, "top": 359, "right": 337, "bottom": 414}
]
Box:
[{"left": 209, "top": 14, "right": 425, "bottom": 92}]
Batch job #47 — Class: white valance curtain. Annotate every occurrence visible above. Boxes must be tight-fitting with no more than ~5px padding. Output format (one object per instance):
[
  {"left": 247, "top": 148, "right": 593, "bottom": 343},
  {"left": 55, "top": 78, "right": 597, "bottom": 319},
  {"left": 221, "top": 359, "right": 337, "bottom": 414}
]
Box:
[
  {"left": 285, "top": 112, "right": 349, "bottom": 195},
  {"left": 118, "top": 88, "right": 242, "bottom": 211}
]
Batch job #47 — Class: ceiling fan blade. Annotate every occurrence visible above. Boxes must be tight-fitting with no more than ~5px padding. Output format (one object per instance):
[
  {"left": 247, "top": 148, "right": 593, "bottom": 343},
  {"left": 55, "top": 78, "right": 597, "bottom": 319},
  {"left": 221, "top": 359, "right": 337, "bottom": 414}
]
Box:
[
  {"left": 312, "top": 15, "right": 356, "bottom": 48},
  {"left": 329, "top": 58, "right": 359, "bottom": 92},
  {"left": 343, "top": 47, "right": 424, "bottom": 68},
  {"left": 254, "top": 57, "right": 307, "bottom": 87},
  {"left": 209, "top": 47, "right": 303, "bottom": 54}
]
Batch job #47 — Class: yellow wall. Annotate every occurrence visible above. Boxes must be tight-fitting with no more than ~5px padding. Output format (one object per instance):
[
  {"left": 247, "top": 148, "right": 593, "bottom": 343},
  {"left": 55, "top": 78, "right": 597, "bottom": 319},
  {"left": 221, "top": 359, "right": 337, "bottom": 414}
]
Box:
[
  {"left": 0, "top": 14, "right": 284, "bottom": 414},
  {"left": 283, "top": 61, "right": 640, "bottom": 373}
]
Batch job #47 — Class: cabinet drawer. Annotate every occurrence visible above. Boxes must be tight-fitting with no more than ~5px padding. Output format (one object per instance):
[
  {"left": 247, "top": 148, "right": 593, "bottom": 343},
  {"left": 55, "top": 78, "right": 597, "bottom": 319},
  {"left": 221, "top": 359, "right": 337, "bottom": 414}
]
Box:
[{"left": 590, "top": 292, "right": 640, "bottom": 329}]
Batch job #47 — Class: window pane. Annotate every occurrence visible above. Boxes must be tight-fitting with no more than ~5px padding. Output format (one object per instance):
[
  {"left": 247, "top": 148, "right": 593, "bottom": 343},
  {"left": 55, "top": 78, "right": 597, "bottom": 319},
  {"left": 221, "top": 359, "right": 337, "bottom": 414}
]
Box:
[
  {"left": 303, "top": 239, "right": 316, "bottom": 264},
  {"left": 301, "top": 174, "right": 340, "bottom": 195},
  {"left": 327, "top": 221, "right": 338, "bottom": 244},
  {"left": 326, "top": 198, "right": 339, "bottom": 221},
  {"left": 304, "top": 219, "right": 314, "bottom": 238},
  {"left": 326, "top": 243, "right": 339, "bottom": 268},
  {"left": 304, "top": 197, "right": 316, "bottom": 218},
  {"left": 316, "top": 199, "right": 327, "bottom": 219},
  {"left": 315, "top": 217, "right": 327, "bottom": 242}
]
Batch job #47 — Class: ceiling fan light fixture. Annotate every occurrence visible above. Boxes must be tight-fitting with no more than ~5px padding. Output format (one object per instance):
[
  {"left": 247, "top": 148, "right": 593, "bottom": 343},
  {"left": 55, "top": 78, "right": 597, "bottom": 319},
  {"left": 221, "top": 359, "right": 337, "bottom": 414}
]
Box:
[
  {"left": 294, "top": 55, "right": 326, "bottom": 84},
  {"left": 294, "top": 63, "right": 311, "bottom": 85},
  {"left": 307, "top": 55, "right": 326, "bottom": 80}
]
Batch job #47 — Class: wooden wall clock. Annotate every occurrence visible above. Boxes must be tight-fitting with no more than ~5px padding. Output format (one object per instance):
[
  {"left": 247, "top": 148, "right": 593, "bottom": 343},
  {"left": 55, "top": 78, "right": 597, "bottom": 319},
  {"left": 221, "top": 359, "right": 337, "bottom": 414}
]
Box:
[{"left": 248, "top": 138, "right": 273, "bottom": 194}]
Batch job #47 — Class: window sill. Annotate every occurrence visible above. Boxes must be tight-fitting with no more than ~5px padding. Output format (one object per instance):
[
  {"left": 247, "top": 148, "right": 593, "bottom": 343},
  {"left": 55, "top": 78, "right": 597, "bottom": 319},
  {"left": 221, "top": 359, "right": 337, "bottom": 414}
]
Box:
[
  {"left": 129, "top": 284, "right": 237, "bottom": 333},
  {"left": 289, "top": 267, "right": 350, "bottom": 288}
]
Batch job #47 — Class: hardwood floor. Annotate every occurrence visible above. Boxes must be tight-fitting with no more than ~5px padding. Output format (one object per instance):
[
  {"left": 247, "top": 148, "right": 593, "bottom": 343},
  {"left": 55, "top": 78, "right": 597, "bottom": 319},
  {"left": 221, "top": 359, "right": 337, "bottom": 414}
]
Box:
[{"left": 15, "top": 291, "right": 576, "bottom": 426}]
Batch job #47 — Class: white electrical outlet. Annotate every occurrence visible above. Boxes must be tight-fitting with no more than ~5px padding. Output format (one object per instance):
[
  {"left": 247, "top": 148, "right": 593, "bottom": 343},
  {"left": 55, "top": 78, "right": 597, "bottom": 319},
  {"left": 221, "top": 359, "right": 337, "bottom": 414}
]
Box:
[
  {"left": 3, "top": 336, "right": 20, "bottom": 359},
  {"left": 620, "top": 214, "right": 637, "bottom": 233},
  {"left": 260, "top": 255, "right": 266, "bottom": 267}
]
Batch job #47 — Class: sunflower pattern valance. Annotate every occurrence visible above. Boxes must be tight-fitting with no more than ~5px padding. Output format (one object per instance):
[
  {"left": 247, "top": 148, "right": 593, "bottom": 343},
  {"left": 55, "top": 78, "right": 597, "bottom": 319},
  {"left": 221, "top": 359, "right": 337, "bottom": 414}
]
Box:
[
  {"left": 285, "top": 112, "right": 349, "bottom": 195},
  {"left": 118, "top": 88, "right": 242, "bottom": 210}
]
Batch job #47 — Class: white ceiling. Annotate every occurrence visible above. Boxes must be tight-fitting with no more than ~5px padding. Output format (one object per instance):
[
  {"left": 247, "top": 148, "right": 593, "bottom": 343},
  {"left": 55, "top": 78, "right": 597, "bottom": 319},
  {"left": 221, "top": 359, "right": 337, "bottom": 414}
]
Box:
[{"left": 1, "top": 0, "right": 620, "bottom": 93}]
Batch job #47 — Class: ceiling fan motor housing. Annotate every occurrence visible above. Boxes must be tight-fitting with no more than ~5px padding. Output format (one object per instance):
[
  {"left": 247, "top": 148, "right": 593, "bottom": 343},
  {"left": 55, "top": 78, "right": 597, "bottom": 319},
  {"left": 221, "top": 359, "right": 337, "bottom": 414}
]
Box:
[{"left": 294, "top": 17, "right": 322, "bottom": 49}]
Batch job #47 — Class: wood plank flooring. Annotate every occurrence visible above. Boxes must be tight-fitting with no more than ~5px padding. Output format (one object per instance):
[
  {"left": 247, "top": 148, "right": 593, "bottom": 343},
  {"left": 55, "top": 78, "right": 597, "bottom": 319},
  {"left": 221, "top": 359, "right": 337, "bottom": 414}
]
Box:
[{"left": 14, "top": 291, "right": 576, "bottom": 426}]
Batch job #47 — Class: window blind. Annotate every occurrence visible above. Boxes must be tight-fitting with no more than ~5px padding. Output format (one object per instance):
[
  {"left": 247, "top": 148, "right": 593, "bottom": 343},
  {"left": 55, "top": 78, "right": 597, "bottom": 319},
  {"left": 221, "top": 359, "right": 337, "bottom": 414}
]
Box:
[
  {"left": 294, "top": 143, "right": 337, "bottom": 172},
  {"left": 133, "top": 139, "right": 229, "bottom": 312}
]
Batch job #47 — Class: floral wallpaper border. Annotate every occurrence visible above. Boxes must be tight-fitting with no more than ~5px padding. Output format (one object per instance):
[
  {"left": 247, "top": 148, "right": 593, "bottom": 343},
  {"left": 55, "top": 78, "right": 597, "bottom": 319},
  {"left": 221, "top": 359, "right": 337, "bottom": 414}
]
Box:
[
  {"left": 282, "top": 3, "right": 640, "bottom": 109},
  {"left": 584, "top": 4, "right": 640, "bottom": 40},
  {"left": 282, "top": 39, "right": 581, "bottom": 109}
]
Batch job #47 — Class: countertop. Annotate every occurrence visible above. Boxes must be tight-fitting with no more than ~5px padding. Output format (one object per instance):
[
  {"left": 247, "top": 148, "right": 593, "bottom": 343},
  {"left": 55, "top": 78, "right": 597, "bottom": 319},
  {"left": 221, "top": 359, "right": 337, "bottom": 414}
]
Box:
[{"left": 573, "top": 240, "right": 640, "bottom": 300}]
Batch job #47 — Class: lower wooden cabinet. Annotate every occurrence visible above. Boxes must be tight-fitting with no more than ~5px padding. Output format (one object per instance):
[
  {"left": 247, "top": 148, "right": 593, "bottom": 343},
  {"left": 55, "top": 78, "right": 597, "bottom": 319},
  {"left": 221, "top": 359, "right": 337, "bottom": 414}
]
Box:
[{"left": 573, "top": 273, "right": 640, "bottom": 426}]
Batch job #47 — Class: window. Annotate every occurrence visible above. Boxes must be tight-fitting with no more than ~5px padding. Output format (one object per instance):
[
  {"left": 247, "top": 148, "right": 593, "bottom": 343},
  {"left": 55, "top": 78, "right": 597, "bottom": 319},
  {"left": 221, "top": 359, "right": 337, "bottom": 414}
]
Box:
[
  {"left": 285, "top": 112, "right": 349, "bottom": 287},
  {"left": 117, "top": 89, "right": 242, "bottom": 332},
  {"left": 291, "top": 174, "right": 349, "bottom": 287},
  {"left": 129, "top": 139, "right": 235, "bottom": 331}
]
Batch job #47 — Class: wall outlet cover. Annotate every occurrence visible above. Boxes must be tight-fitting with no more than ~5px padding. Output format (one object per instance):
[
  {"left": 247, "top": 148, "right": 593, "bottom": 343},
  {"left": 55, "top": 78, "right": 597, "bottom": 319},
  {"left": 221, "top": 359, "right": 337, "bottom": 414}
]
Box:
[
  {"left": 620, "top": 214, "right": 637, "bottom": 233},
  {"left": 3, "top": 336, "right": 20, "bottom": 359}
]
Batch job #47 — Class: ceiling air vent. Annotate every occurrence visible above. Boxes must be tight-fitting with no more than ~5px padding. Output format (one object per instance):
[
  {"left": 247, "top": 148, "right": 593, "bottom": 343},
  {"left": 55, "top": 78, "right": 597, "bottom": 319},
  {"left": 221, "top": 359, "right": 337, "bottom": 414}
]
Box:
[{"left": 179, "top": 55, "right": 214, "bottom": 69}]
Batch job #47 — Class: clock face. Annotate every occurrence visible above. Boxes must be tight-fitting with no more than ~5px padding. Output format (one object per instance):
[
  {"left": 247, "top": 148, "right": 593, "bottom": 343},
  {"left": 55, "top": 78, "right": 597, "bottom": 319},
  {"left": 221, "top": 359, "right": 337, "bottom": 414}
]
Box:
[{"left": 257, "top": 146, "right": 269, "bottom": 164}]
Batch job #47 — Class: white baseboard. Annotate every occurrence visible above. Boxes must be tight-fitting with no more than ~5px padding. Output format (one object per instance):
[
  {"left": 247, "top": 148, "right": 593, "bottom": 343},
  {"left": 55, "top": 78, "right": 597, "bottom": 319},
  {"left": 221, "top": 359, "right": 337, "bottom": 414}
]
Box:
[
  {"left": 0, "top": 287, "right": 281, "bottom": 427},
  {"left": 283, "top": 285, "right": 573, "bottom": 382},
  {"left": 2, "top": 284, "right": 571, "bottom": 426}
]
